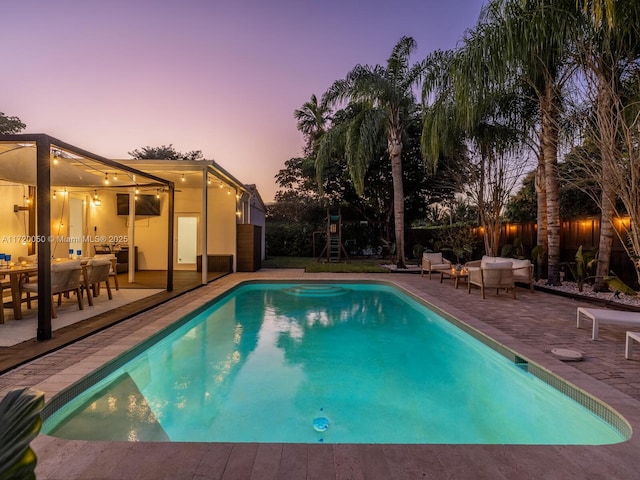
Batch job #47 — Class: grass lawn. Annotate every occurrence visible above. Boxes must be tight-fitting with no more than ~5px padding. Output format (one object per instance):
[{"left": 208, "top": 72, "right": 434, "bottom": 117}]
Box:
[{"left": 261, "top": 256, "right": 418, "bottom": 273}]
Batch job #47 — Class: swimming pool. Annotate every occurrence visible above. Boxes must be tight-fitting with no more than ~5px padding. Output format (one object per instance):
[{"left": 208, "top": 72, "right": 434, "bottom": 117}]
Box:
[{"left": 42, "top": 282, "right": 629, "bottom": 444}]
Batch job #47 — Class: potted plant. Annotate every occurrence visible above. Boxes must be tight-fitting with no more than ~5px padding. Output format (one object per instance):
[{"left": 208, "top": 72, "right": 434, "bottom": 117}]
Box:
[{"left": 0, "top": 388, "right": 45, "bottom": 480}]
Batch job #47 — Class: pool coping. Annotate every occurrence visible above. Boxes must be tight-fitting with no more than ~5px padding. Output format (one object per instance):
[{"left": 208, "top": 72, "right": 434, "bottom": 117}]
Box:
[{"left": 21, "top": 271, "right": 640, "bottom": 478}]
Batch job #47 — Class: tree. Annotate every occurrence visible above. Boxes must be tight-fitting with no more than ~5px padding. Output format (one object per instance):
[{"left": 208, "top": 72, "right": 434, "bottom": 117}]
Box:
[
  {"left": 572, "top": 0, "right": 640, "bottom": 290},
  {"left": 0, "top": 112, "right": 26, "bottom": 134},
  {"left": 128, "top": 144, "right": 204, "bottom": 161},
  {"left": 421, "top": 48, "right": 533, "bottom": 257},
  {"left": 455, "top": 0, "right": 581, "bottom": 284},
  {"left": 506, "top": 163, "right": 601, "bottom": 223},
  {"left": 316, "top": 36, "right": 424, "bottom": 268},
  {"left": 294, "top": 94, "right": 331, "bottom": 155}
]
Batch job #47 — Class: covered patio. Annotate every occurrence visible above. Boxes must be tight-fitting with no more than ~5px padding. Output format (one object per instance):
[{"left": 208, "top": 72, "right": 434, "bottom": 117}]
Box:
[{"left": 0, "top": 134, "right": 176, "bottom": 341}]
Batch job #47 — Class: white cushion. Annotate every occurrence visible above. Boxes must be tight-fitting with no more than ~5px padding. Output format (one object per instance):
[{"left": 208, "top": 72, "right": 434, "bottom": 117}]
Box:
[
  {"left": 423, "top": 252, "right": 443, "bottom": 264},
  {"left": 484, "top": 261, "right": 513, "bottom": 269},
  {"left": 480, "top": 255, "right": 500, "bottom": 267}
]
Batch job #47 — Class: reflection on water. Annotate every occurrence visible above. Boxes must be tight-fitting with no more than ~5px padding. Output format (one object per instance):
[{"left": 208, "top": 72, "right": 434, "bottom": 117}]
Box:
[{"left": 47, "top": 372, "right": 170, "bottom": 441}]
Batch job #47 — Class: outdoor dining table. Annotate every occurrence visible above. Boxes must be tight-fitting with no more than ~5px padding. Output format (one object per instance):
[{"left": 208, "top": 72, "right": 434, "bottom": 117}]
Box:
[
  {"left": 0, "top": 264, "right": 38, "bottom": 320},
  {"left": 1, "top": 257, "right": 97, "bottom": 320}
]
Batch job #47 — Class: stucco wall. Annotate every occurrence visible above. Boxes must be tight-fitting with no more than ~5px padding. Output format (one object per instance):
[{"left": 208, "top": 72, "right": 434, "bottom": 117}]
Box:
[{"left": 1, "top": 181, "right": 31, "bottom": 260}]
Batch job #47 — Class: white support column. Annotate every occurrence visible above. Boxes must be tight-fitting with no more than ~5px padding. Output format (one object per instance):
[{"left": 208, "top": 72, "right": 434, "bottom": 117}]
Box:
[
  {"left": 201, "top": 169, "right": 208, "bottom": 285},
  {"left": 128, "top": 184, "right": 136, "bottom": 283}
]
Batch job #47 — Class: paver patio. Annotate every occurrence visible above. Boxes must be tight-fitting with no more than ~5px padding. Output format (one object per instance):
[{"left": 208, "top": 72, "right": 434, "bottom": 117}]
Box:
[{"left": 1, "top": 269, "right": 640, "bottom": 479}]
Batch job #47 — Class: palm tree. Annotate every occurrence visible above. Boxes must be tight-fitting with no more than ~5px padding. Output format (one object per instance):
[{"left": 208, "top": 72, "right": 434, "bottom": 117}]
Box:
[
  {"left": 422, "top": 49, "right": 531, "bottom": 257},
  {"left": 578, "top": 0, "right": 616, "bottom": 29},
  {"left": 574, "top": 0, "right": 640, "bottom": 290},
  {"left": 294, "top": 94, "right": 330, "bottom": 154},
  {"left": 316, "top": 36, "right": 424, "bottom": 268},
  {"left": 453, "top": 0, "right": 580, "bottom": 284}
]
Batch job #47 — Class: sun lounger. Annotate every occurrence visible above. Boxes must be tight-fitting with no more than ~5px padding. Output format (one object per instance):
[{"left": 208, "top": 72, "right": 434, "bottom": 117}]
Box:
[{"left": 576, "top": 307, "right": 640, "bottom": 340}]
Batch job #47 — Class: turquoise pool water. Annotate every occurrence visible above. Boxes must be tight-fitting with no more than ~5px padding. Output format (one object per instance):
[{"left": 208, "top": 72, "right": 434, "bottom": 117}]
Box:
[{"left": 43, "top": 282, "right": 627, "bottom": 444}]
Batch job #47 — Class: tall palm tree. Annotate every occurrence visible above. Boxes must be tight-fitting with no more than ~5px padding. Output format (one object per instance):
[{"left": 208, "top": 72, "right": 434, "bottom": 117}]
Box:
[
  {"left": 294, "top": 94, "right": 330, "bottom": 154},
  {"left": 454, "top": 0, "right": 580, "bottom": 284},
  {"left": 578, "top": 0, "right": 616, "bottom": 29},
  {"left": 422, "top": 49, "right": 531, "bottom": 257},
  {"left": 574, "top": 0, "right": 640, "bottom": 290},
  {"left": 316, "top": 36, "right": 424, "bottom": 268}
]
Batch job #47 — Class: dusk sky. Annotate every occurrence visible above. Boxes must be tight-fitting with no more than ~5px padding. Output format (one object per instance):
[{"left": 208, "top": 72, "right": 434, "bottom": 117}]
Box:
[{"left": 2, "top": 0, "right": 487, "bottom": 203}]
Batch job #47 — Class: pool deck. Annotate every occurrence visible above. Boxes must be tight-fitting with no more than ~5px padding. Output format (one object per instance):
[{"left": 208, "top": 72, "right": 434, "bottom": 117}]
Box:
[{"left": 2, "top": 269, "right": 640, "bottom": 479}]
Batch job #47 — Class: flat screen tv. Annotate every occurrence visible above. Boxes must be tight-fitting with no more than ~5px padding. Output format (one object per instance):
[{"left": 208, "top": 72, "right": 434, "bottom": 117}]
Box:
[{"left": 116, "top": 193, "right": 161, "bottom": 216}]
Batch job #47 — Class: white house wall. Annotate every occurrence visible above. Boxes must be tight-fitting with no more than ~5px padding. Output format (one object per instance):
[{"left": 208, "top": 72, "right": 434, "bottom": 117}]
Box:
[
  {"left": 207, "top": 187, "right": 238, "bottom": 270},
  {"left": 1, "top": 181, "right": 31, "bottom": 260}
]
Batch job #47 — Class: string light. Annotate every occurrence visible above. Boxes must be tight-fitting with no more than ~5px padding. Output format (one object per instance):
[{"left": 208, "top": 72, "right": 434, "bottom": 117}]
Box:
[
  {"left": 181, "top": 173, "right": 186, "bottom": 182},
  {"left": 113, "top": 172, "right": 118, "bottom": 181},
  {"left": 52, "top": 190, "right": 57, "bottom": 200},
  {"left": 135, "top": 187, "right": 140, "bottom": 194},
  {"left": 104, "top": 173, "right": 109, "bottom": 185}
]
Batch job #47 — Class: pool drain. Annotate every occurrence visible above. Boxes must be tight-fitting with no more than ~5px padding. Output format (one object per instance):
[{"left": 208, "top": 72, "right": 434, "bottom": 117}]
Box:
[{"left": 313, "top": 417, "right": 329, "bottom": 432}]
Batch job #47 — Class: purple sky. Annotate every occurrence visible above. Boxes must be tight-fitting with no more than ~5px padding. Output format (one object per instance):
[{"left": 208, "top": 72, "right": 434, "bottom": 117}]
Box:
[{"left": 2, "top": 0, "right": 486, "bottom": 202}]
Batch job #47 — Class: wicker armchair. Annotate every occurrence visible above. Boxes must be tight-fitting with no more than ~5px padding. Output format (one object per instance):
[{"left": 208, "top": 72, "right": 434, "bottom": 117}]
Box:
[
  {"left": 421, "top": 252, "right": 452, "bottom": 279},
  {"left": 467, "top": 261, "right": 516, "bottom": 299}
]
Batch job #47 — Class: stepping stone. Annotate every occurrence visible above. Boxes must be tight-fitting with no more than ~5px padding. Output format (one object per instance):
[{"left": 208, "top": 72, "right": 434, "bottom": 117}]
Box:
[{"left": 551, "top": 348, "right": 583, "bottom": 361}]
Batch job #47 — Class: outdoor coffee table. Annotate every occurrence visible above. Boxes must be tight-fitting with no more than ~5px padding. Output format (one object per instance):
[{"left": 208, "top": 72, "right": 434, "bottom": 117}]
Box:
[{"left": 439, "top": 269, "right": 469, "bottom": 289}]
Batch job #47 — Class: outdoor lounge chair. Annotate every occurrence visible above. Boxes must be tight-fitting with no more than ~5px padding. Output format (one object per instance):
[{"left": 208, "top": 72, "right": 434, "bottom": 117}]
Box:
[
  {"left": 421, "top": 252, "right": 452, "bottom": 279},
  {"left": 576, "top": 307, "right": 640, "bottom": 340},
  {"left": 467, "top": 261, "right": 516, "bottom": 299}
]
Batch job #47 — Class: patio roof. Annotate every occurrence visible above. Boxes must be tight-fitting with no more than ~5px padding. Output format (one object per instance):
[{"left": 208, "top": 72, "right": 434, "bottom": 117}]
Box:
[
  {"left": 0, "top": 133, "right": 176, "bottom": 341},
  {"left": 0, "top": 134, "right": 172, "bottom": 188}
]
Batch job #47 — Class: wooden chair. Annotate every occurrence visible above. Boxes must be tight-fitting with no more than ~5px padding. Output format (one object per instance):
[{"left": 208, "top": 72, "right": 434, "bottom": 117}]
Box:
[
  {"left": 0, "top": 276, "right": 10, "bottom": 324},
  {"left": 22, "top": 260, "right": 84, "bottom": 318},
  {"left": 421, "top": 252, "right": 452, "bottom": 279},
  {"left": 467, "top": 261, "right": 516, "bottom": 299},
  {"left": 92, "top": 254, "right": 119, "bottom": 290},
  {"left": 81, "top": 258, "right": 113, "bottom": 306}
]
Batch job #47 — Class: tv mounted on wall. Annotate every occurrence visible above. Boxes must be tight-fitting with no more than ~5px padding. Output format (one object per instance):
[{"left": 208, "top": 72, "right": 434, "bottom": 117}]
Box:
[{"left": 116, "top": 193, "right": 161, "bottom": 216}]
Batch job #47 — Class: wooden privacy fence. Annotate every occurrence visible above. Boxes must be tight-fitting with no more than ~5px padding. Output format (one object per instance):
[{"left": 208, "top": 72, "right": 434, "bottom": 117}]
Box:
[{"left": 410, "top": 216, "right": 638, "bottom": 288}]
